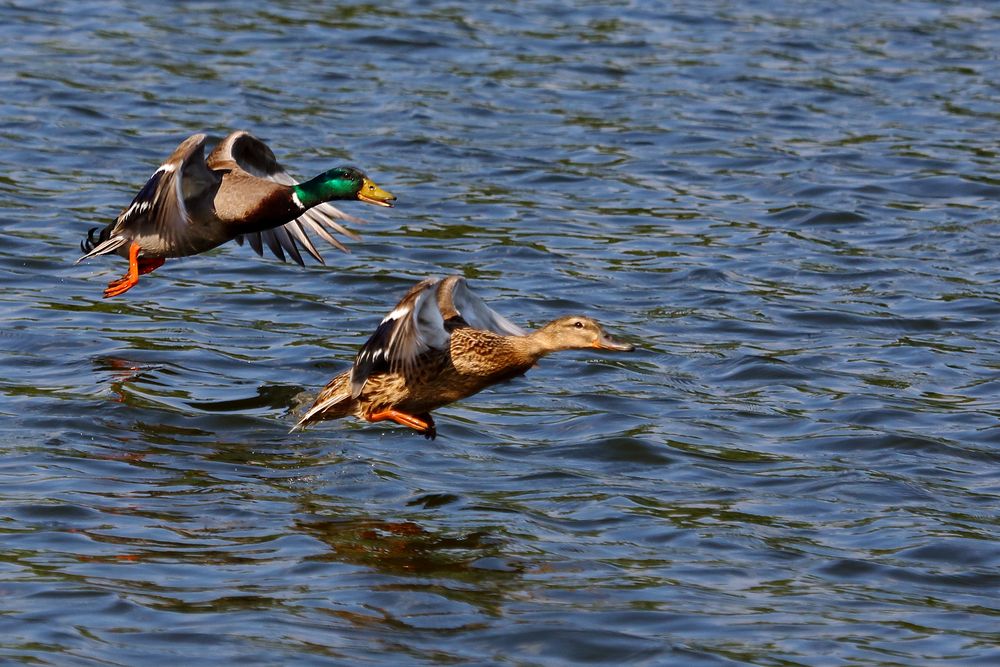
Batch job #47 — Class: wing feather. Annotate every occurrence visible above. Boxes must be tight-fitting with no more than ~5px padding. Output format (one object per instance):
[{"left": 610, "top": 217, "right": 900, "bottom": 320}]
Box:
[
  {"left": 208, "top": 131, "right": 361, "bottom": 263},
  {"left": 271, "top": 225, "right": 305, "bottom": 265},
  {"left": 441, "top": 277, "right": 527, "bottom": 336},
  {"left": 246, "top": 232, "right": 264, "bottom": 257},
  {"left": 299, "top": 215, "right": 350, "bottom": 255},
  {"left": 77, "top": 133, "right": 213, "bottom": 261},
  {"left": 349, "top": 278, "right": 448, "bottom": 397},
  {"left": 346, "top": 277, "right": 524, "bottom": 398},
  {"left": 284, "top": 220, "right": 324, "bottom": 264},
  {"left": 260, "top": 228, "right": 287, "bottom": 263}
]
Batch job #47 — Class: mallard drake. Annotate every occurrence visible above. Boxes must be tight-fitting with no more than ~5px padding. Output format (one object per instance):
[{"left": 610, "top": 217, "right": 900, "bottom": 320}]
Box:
[
  {"left": 294, "top": 276, "right": 634, "bottom": 439},
  {"left": 77, "top": 131, "right": 396, "bottom": 297}
]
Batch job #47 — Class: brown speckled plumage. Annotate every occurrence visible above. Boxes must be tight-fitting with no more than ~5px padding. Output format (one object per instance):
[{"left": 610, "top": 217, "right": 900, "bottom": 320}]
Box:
[{"left": 294, "top": 277, "right": 634, "bottom": 439}]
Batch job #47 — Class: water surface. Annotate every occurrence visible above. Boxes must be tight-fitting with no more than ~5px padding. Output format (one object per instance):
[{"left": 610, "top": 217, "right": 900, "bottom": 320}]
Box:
[{"left": 2, "top": 1, "right": 999, "bottom": 664}]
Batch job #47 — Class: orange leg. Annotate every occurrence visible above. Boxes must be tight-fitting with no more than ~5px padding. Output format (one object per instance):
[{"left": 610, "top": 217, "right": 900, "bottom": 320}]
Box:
[
  {"left": 103, "top": 246, "right": 163, "bottom": 297},
  {"left": 365, "top": 408, "right": 437, "bottom": 439},
  {"left": 103, "top": 242, "right": 141, "bottom": 298}
]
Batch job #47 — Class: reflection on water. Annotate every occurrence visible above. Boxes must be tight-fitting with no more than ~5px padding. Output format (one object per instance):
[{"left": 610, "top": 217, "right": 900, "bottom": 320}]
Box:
[{"left": 2, "top": 0, "right": 1000, "bottom": 664}]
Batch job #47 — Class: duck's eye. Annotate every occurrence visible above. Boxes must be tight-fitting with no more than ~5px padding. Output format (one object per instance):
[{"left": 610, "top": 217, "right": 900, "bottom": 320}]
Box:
[{"left": 574, "top": 321, "right": 584, "bottom": 329}]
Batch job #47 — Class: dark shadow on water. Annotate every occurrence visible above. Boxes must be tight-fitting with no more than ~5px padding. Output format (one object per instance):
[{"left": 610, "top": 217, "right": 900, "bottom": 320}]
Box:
[
  {"left": 185, "top": 383, "right": 305, "bottom": 413},
  {"left": 293, "top": 486, "right": 527, "bottom": 621},
  {"left": 298, "top": 515, "right": 517, "bottom": 582}
]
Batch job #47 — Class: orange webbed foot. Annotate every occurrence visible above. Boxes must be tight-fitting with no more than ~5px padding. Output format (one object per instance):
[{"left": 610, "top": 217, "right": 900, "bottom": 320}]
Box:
[
  {"left": 102, "top": 244, "right": 162, "bottom": 297},
  {"left": 103, "top": 277, "right": 138, "bottom": 298},
  {"left": 366, "top": 408, "right": 437, "bottom": 439},
  {"left": 103, "top": 242, "right": 142, "bottom": 299}
]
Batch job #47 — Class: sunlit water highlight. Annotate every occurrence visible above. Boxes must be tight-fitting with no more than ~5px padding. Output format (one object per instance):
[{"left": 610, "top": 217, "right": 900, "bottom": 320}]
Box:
[{"left": 1, "top": 1, "right": 999, "bottom": 664}]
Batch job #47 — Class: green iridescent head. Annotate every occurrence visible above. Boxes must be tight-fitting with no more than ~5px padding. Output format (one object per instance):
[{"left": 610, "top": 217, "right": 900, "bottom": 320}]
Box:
[{"left": 294, "top": 167, "right": 396, "bottom": 209}]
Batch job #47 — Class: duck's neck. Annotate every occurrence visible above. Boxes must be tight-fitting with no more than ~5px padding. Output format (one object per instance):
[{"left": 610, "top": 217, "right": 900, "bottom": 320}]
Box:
[
  {"left": 292, "top": 173, "right": 358, "bottom": 210},
  {"left": 508, "top": 330, "right": 562, "bottom": 366}
]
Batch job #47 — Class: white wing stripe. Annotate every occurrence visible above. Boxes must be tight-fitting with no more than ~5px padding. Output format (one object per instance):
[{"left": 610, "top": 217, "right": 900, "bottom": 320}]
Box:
[
  {"left": 385, "top": 305, "right": 410, "bottom": 322},
  {"left": 347, "top": 277, "right": 525, "bottom": 397}
]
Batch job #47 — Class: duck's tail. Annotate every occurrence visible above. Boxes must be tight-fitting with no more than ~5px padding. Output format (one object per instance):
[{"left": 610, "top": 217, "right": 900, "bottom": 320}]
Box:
[
  {"left": 77, "top": 225, "right": 127, "bottom": 263},
  {"left": 290, "top": 372, "right": 354, "bottom": 432}
]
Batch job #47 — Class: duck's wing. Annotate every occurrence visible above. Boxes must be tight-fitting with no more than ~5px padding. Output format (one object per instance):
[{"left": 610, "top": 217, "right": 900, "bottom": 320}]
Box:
[
  {"left": 349, "top": 277, "right": 450, "bottom": 398},
  {"left": 78, "top": 133, "right": 214, "bottom": 262},
  {"left": 207, "top": 131, "right": 361, "bottom": 266},
  {"left": 437, "top": 276, "right": 527, "bottom": 336},
  {"left": 347, "top": 277, "right": 526, "bottom": 397}
]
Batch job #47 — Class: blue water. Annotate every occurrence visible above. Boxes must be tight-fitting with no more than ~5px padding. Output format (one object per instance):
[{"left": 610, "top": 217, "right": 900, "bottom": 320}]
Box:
[{"left": 2, "top": 1, "right": 999, "bottom": 664}]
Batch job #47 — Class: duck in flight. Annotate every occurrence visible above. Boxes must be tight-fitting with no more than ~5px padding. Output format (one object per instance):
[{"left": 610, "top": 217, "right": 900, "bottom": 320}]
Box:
[
  {"left": 294, "top": 276, "right": 634, "bottom": 439},
  {"left": 78, "top": 131, "right": 396, "bottom": 297}
]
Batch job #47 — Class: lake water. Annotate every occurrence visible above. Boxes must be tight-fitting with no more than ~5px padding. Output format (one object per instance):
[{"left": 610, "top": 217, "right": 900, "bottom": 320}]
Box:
[{"left": 2, "top": 1, "right": 999, "bottom": 664}]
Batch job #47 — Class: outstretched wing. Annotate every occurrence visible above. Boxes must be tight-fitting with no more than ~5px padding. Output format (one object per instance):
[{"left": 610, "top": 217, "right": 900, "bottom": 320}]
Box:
[
  {"left": 349, "top": 278, "right": 446, "bottom": 397},
  {"left": 439, "top": 276, "right": 527, "bottom": 336},
  {"left": 348, "top": 277, "right": 525, "bottom": 397},
  {"left": 78, "top": 133, "right": 213, "bottom": 262},
  {"left": 208, "top": 131, "right": 361, "bottom": 265}
]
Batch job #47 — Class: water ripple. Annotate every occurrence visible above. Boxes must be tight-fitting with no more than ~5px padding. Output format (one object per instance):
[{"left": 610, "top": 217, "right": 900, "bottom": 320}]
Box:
[{"left": 2, "top": 0, "right": 1000, "bottom": 665}]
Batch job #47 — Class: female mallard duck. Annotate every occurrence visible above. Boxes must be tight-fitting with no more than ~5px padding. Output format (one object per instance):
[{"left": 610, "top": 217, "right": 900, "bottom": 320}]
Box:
[
  {"left": 294, "top": 276, "right": 634, "bottom": 439},
  {"left": 77, "top": 131, "right": 396, "bottom": 297}
]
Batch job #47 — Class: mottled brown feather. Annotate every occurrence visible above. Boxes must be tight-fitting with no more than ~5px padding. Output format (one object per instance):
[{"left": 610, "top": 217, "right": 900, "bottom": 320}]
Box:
[{"left": 294, "top": 316, "right": 636, "bottom": 437}]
